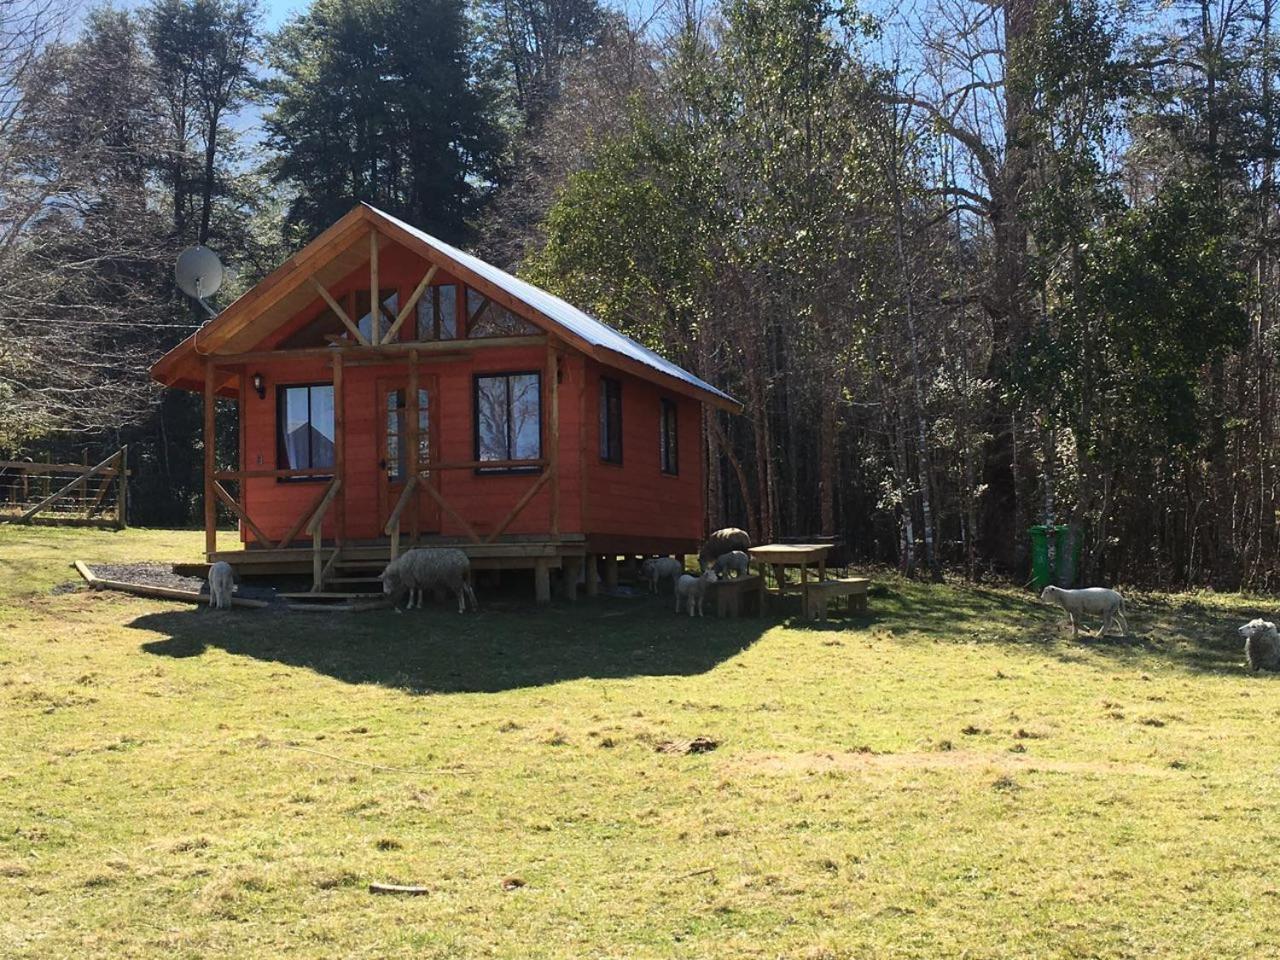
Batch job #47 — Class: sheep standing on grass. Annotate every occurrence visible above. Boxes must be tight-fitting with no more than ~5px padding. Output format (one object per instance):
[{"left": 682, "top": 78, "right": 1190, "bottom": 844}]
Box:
[
  {"left": 713, "top": 550, "right": 749, "bottom": 579},
  {"left": 1238, "top": 619, "right": 1280, "bottom": 671},
  {"left": 640, "top": 556, "right": 684, "bottom": 594},
  {"left": 380, "top": 548, "right": 477, "bottom": 614},
  {"left": 699, "top": 528, "right": 750, "bottom": 571},
  {"left": 207, "top": 561, "right": 235, "bottom": 610},
  {"left": 1040, "top": 585, "right": 1129, "bottom": 638},
  {"left": 675, "top": 568, "right": 718, "bottom": 617}
]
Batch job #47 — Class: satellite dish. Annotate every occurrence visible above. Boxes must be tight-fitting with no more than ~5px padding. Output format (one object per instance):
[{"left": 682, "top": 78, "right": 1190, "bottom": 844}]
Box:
[{"left": 176, "top": 245, "right": 224, "bottom": 316}]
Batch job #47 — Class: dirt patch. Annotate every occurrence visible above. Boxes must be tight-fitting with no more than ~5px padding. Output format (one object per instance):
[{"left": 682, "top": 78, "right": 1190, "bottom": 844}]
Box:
[
  {"left": 731, "top": 749, "right": 1169, "bottom": 778},
  {"left": 657, "top": 736, "right": 720, "bottom": 755}
]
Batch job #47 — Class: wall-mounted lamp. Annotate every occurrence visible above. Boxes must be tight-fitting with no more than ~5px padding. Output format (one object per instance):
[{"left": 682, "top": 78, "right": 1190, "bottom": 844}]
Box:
[{"left": 251, "top": 372, "right": 265, "bottom": 400}]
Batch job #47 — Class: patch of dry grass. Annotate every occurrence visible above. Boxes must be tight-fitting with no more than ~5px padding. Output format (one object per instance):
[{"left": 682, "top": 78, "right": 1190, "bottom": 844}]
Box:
[{"left": 3, "top": 526, "right": 1280, "bottom": 957}]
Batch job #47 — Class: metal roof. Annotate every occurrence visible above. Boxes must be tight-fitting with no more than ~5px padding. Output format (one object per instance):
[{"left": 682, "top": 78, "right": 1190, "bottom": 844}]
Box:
[{"left": 367, "top": 205, "right": 738, "bottom": 407}]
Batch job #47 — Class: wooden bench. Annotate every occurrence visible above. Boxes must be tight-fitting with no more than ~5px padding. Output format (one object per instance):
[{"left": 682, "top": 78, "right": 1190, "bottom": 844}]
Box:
[
  {"left": 802, "top": 577, "right": 870, "bottom": 621},
  {"left": 708, "top": 574, "right": 764, "bottom": 618}
]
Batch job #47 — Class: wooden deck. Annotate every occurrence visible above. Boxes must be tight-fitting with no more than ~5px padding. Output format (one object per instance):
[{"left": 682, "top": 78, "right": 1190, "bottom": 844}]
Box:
[{"left": 202, "top": 533, "right": 688, "bottom": 606}]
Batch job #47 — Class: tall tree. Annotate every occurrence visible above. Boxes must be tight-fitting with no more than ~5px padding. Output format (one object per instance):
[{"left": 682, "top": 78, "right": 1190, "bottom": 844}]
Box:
[{"left": 264, "top": 0, "right": 504, "bottom": 242}]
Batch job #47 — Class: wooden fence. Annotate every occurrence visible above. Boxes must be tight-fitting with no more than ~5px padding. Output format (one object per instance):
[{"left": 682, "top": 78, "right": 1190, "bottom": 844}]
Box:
[{"left": 0, "top": 447, "right": 129, "bottom": 528}]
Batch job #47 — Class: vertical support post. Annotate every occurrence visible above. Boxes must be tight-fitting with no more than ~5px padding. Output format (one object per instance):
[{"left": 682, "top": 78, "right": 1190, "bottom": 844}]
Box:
[
  {"left": 547, "top": 342, "right": 560, "bottom": 539},
  {"left": 562, "top": 556, "right": 581, "bottom": 602},
  {"left": 604, "top": 555, "right": 618, "bottom": 590},
  {"left": 534, "top": 559, "right": 551, "bottom": 605},
  {"left": 408, "top": 350, "right": 420, "bottom": 544},
  {"left": 584, "top": 554, "right": 598, "bottom": 597},
  {"left": 79, "top": 448, "right": 88, "bottom": 514},
  {"left": 115, "top": 446, "right": 128, "bottom": 530},
  {"left": 333, "top": 353, "right": 345, "bottom": 546},
  {"left": 204, "top": 360, "right": 217, "bottom": 557},
  {"left": 369, "top": 229, "right": 380, "bottom": 345}
]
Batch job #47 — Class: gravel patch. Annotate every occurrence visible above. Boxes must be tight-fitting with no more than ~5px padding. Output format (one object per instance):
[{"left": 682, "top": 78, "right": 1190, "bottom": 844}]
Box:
[{"left": 78, "top": 562, "right": 279, "bottom": 603}]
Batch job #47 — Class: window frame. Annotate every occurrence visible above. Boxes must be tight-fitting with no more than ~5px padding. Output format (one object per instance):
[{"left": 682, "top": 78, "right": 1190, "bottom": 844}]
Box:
[
  {"left": 275, "top": 381, "right": 336, "bottom": 482},
  {"left": 660, "top": 397, "right": 679, "bottom": 476},
  {"left": 471, "top": 370, "right": 544, "bottom": 475},
  {"left": 599, "top": 376, "right": 623, "bottom": 465}
]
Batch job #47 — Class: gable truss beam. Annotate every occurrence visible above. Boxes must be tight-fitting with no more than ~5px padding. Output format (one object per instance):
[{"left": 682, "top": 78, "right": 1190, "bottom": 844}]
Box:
[
  {"left": 385, "top": 264, "right": 439, "bottom": 343},
  {"left": 310, "top": 278, "right": 369, "bottom": 346}
]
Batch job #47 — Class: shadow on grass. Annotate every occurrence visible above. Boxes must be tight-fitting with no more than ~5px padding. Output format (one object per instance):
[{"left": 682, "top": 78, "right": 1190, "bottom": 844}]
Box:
[{"left": 131, "top": 595, "right": 773, "bottom": 694}]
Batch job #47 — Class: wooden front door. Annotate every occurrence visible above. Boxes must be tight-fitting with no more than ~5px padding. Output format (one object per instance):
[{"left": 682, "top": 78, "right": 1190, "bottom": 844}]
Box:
[{"left": 377, "top": 377, "right": 439, "bottom": 536}]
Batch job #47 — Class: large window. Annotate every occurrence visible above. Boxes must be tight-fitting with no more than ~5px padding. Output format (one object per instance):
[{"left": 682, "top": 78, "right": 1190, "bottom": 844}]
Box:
[
  {"left": 599, "top": 377, "right": 622, "bottom": 463},
  {"left": 660, "top": 398, "right": 679, "bottom": 475},
  {"left": 474, "top": 372, "right": 542, "bottom": 472},
  {"left": 467, "top": 288, "right": 541, "bottom": 338},
  {"left": 416, "top": 284, "right": 458, "bottom": 340},
  {"left": 357, "top": 289, "right": 399, "bottom": 343},
  {"left": 277, "top": 384, "right": 335, "bottom": 475}
]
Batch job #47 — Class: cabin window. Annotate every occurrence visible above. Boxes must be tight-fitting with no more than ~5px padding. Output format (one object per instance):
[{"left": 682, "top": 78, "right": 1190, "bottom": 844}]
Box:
[
  {"left": 474, "top": 372, "right": 541, "bottom": 472},
  {"left": 599, "top": 377, "right": 622, "bottom": 463},
  {"left": 660, "top": 398, "right": 679, "bottom": 475},
  {"left": 386, "top": 388, "right": 430, "bottom": 482},
  {"left": 277, "top": 384, "right": 335, "bottom": 476},
  {"left": 416, "top": 284, "right": 459, "bottom": 340},
  {"left": 467, "top": 287, "right": 541, "bottom": 338},
  {"left": 356, "top": 288, "right": 398, "bottom": 343}
]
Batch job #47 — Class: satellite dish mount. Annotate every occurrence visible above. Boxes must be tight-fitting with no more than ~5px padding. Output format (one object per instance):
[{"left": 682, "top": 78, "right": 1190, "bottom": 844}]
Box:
[{"left": 175, "top": 245, "right": 225, "bottom": 318}]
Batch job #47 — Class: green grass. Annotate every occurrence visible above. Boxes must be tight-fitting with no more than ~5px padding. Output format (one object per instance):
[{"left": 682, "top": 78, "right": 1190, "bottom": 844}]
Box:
[{"left": 3, "top": 526, "right": 1280, "bottom": 958}]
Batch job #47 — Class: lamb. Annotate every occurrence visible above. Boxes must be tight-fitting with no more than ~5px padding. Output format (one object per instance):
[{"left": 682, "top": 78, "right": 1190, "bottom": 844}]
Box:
[
  {"left": 207, "top": 561, "right": 235, "bottom": 610},
  {"left": 640, "top": 556, "right": 684, "bottom": 594},
  {"left": 379, "top": 548, "right": 477, "bottom": 613},
  {"left": 1040, "top": 585, "right": 1129, "bottom": 638},
  {"left": 699, "top": 527, "right": 750, "bottom": 571},
  {"left": 713, "top": 550, "right": 749, "bottom": 579},
  {"left": 675, "top": 568, "right": 718, "bottom": 617},
  {"left": 1238, "top": 619, "right": 1280, "bottom": 671}
]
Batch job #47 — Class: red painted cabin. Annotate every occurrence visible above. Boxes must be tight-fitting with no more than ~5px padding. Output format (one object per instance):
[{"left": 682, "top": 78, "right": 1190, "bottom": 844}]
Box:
[{"left": 151, "top": 204, "right": 740, "bottom": 602}]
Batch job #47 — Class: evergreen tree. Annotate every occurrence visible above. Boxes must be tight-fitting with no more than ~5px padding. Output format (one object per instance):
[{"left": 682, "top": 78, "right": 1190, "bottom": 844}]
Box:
[{"left": 264, "top": 0, "right": 504, "bottom": 242}]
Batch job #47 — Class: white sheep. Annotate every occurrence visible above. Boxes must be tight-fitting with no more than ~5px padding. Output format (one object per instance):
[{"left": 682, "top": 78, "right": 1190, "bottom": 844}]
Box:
[
  {"left": 675, "top": 568, "right": 717, "bottom": 617},
  {"left": 207, "top": 561, "right": 235, "bottom": 610},
  {"left": 640, "top": 556, "right": 684, "bottom": 594},
  {"left": 1040, "top": 585, "right": 1129, "bottom": 638},
  {"left": 1238, "top": 619, "right": 1280, "bottom": 671},
  {"left": 713, "top": 550, "right": 749, "bottom": 579},
  {"left": 699, "top": 528, "right": 750, "bottom": 571},
  {"left": 380, "top": 548, "right": 477, "bottom": 614}
]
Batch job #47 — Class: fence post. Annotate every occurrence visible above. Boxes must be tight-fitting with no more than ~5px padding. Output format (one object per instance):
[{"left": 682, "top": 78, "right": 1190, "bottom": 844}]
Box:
[{"left": 116, "top": 446, "right": 128, "bottom": 529}]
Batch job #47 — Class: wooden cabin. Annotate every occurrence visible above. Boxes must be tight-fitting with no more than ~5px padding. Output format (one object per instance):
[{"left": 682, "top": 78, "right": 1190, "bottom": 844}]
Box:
[{"left": 150, "top": 204, "right": 741, "bottom": 604}]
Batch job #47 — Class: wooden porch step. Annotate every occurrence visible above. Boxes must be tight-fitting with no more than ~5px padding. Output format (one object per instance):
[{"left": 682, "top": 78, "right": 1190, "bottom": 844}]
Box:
[
  {"left": 327, "top": 575, "right": 383, "bottom": 586},
  {"left": 279, "top": 590, "right": 379, "bottom": 601}
]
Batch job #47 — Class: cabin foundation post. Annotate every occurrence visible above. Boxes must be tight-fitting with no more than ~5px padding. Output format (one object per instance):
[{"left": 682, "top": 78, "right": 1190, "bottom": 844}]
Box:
[
  {"left": 562, "top": 556, "right": 581, "bottom": 602},
  {"left": 203, "top": 361, "right": 216, "bottom": 557},
  {"left": 534, "top": 559, "right": 552, "bottom": 605},
  {"left": 604, "top": 555, "right": 619, "bottom": 589},
  {"left": 584, "top": 554, "right": 599, "bottom": 597}
]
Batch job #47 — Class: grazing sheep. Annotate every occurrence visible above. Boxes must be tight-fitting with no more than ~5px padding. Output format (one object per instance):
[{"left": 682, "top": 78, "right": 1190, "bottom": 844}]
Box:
[
  {"left": 699, "top": 527, "right": 750, "bottom": 571},
  {"left": 380, "top": 548, "right": 477, "bottom": 614},
  {"left": 675, "top": 568, "right": 718, "bottom": 617},
  {"left": 1238, "top": 619, "right": 1280, "bottom": 671},
  {"left": 713, "top": 550, "right": 750, "bottom": 579},
  {"left": 640, "top": 556, "right": 685, "bottom": 594},
  {"left": 207, "top": 561, "right": 235, "bottom": 610},
  {"left": 1040, "top": 585, "right": 1129, "bottom": 638}
]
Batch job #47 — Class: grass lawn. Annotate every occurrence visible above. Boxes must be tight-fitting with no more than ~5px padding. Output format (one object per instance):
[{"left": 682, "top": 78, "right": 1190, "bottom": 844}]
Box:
[{"left": 3, "top": 526, "right": 1280, "bottom": 958}]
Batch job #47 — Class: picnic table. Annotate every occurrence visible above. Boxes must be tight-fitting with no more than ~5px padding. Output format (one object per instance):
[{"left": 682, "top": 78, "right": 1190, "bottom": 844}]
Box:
[{"left": 748, "top": 543, "right": 832, "bottom": 596}]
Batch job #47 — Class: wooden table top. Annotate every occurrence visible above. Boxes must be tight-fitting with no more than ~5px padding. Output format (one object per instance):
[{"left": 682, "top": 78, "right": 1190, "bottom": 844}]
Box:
[{"left": 748, "top": 543, "right": 833, "bottom": 563}]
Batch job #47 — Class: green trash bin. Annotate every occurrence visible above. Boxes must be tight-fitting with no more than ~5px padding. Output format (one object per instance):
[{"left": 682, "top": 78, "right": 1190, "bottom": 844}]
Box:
[
  {"left": 1029, "top": 524, "right": 1078, "bottom": 589},
  {"left": 1029, "top": 525, "right": 1052, "bottom": 590}
]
